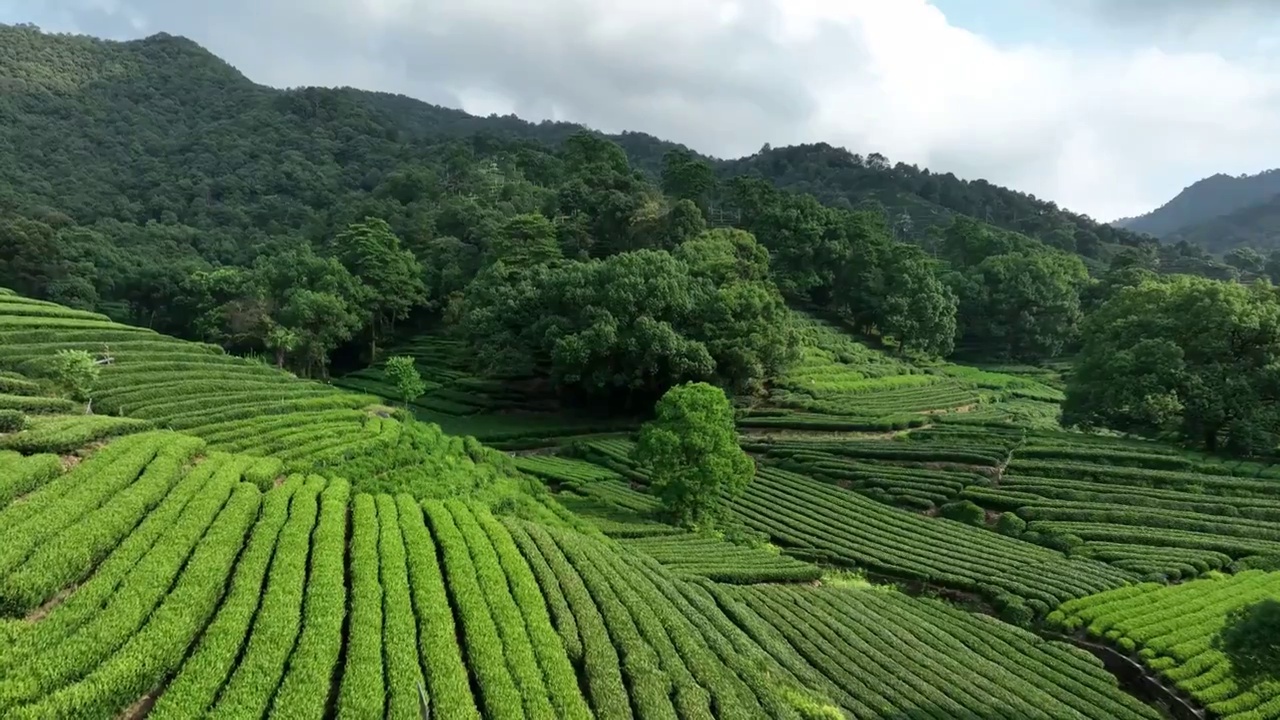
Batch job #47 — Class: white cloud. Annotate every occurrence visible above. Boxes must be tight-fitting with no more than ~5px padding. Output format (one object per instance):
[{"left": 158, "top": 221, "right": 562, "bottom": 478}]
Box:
[{"left": 9, "top": 0, "right": 1280, "bottom": 221}]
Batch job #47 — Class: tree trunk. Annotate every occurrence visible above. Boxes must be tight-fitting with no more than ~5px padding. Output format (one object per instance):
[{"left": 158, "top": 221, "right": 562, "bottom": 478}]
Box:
[{"left": 275, "top": 347, "right": 285, "bottom": 369}]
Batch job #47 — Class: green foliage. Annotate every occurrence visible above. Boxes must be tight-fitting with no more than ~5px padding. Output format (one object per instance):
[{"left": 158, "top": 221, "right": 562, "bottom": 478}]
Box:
[
  {"left": 384, "top": 355, "right": 427, "bottom": 407},
  {"left": 660, "top": 149, "right": 715, "bottom": 208},
  {"left": 463, "top": 235, "right": 798, "bottom": 404},
  {"left": 1053, "top": 572, "right": 1280, "bottom": 716},
  {"left": 878, "top": 244, "right": 958, "bottom": 357},
  {"left": 1213, "top": 599, "right": 1280, "bottom": 684},
  {"left": 337, "top": 493, "right": 385, "bottom": 720},
  {"left": 946, "top": 232, "right": 1089, "bottom": 361},
  {"left": 996, "top": 512, "right": 1027, "bottom": 537},
  {"left": 940, "top": 500, "right": 986, "bottom": 526},
  {"left": 489, "top": 213, "right": 562, "bottom": 266},
  {"left": 52, "top": 348, "right": 99, "bottom": 401},
  {"left": 0, "top": 409, "right": 27, "bottom": 433},
  {"left": 330, "top": 217, "right": 427, "bottom": 361},
  {"left": 635, "top": 383, "right": 754, "bottom": 526},
  {"left": 1065, "top": 275, "right": 1280, "bottom": 454}
]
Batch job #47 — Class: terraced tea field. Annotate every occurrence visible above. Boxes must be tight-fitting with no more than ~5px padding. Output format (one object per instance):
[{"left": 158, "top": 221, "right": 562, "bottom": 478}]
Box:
[
  {"left": 1051, "top": 572, "right": 1280, "bottom": 719},
  {"left": 738, "top": 314, "right": 1066, "bottom": 433},
  {"left": 2, "top": 288, "right": 1278, "bottom": 719}
]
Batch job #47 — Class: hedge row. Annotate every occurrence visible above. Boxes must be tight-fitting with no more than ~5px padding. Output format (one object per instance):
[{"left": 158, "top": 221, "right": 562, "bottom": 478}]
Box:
[
  {"left": 337, "top": 493, "right": 385, "bottom": 720},
  {"left": 4, "top": 483, "right": 262, "bottom": 719},
  {"left": 0, "top": 465, "right": 250, "bottom": 713},
  {"left": 211, "top": 477, "right": 325, "bottom": 719},
  {"left": 150, "top": 476, "right": 304, "bottom": 718},
  {"left": 0, "top": 435, "right": 203, "bottom": 614}
]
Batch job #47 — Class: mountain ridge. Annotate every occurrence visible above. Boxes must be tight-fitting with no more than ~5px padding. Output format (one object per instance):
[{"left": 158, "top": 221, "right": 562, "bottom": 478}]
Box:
[
  {"left": 1113, "top": 168, "right": 1280, "bottom": 254},
  {"left": 0, "top": 22, "right": 1151, "bottom": 266}
]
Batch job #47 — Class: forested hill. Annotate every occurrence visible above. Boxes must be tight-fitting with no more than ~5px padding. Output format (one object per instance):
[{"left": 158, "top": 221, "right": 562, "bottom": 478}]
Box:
[
  {"left": 0, "top": 21, "right": 1241, "bottom": 387},
  {"left": 1115, "top": 169, "right": 1280, "bottom": 240},
  {"left": 1108, "top": 168, "right": 1280, "bottom": 261},
  {"left": 1164, "top": 195, "right": 1280, "bottom": 258},
  {"left": 2, "top": 24, "right": 1147, "bottom": 261}
]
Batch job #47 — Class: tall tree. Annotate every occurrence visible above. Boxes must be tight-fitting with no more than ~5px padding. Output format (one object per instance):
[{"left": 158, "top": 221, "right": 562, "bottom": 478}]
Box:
[
  {"left": 487, "top": 213, "right": 562, "bottom": 266},
  {"left": 660, "top": 149, "right": 715, "bottom": 209},
  {"left": 634, "top": 382, "right": 754, "bottom": 527},
  {"left": 1064, "top": 275, "right": 1280, "bottom": 453},
  {"left": 878, "top": 244, "right": 958, "bottom": 357},
  {"left": 331, "top": 217, "right": 426, "bottom": 362},
  {"left": 952, "top": 250, "right": 1088, "bottom": 361},
  {"left": 1212, "top": 600, "right": 1280, "bottom": 685}
]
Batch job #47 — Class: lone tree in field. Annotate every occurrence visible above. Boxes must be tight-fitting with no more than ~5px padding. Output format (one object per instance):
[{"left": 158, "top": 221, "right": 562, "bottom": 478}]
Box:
[
  {"left": 384, "top": 355, "right": 426, "bottom": 408},
  {"left": 635, "top": 382, "right": 754, "bottom": 527},
  {"left": 1213, "top": 599, "right": 1280, "bottom": 685},
  {"left": 53, "top": 349, "right": 100, "bottom": 405}
]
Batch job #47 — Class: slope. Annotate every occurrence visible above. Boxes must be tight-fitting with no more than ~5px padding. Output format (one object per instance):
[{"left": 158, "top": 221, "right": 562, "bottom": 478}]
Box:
[
  {"left": 0, "top": 286, "right": 1187, "bottom": 719},
  {"left": 0, "top": 22, "right": 1152, "bottom": 289},
  {"left": 1115, "top": 169, "right": 1280, "bottom": 239},
  {"left": 0, "top": 288, "right": 566, "bottom": 518},
  {"left": 1163, "top": 193, "right": 1280, "bottom": 256},
  {"left": 717, "top": 142, "right": 1149, "bottom": 262}
]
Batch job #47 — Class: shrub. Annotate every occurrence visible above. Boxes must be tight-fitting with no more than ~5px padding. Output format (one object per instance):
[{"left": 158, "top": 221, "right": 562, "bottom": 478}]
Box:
[
  {"left": 1041, "top": 533, "right": 1084, "bottom": 553},
  {"left": 0, "top": 410, "right": 27, "bottom": 433},
  {"left": 939, "top": 500, "right": 985, "bottom": 526},
  {"left": 995, "top": 512, "right": 1027, "bottom": 537},
  {"left": 1230, "top": 554, "right": 1280, "bottom": 572},
  {"left": 998, "top": 597, "right": 1034, "bottom": 626}
]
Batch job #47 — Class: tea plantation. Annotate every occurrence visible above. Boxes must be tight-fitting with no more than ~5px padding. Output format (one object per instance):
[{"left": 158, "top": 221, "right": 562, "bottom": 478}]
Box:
[{"left": 0, "top": 289, "right": 1276, "bottom": 719}]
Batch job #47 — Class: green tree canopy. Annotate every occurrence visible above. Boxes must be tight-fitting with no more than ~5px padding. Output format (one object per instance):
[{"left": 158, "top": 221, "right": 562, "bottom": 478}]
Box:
[
  {"left": 384, "top": 355, "right": 427, "bottom": 408},
  {"left": 461, "top": 232, "right": 799, "bottom": 406},
  {"left": 878, "top": 244, "right": 958, "bottom": 357},
  {"left": 330, "top": 217, "right": 426, "bottom": 362},
  {"left": 634, "top": 382, "right": 754, "bottom": 527},
  {"left": 1212, "top": 599, "right": 1280, "bottom": 685},
  {"left": 950, "top": 250, "right": 1088, "bottom": 361},
  {"left": 53, "top": 349, "right": 100, "bottom": 404},
  {"left": 1064, "top": 275, "right": 1280, "bottom": 453}
]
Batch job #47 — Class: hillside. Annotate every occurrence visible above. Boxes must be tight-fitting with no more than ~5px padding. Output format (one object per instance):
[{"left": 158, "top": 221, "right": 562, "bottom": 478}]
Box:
[
  {"left": 4, "top": 21, "right": 1280, "bottom": 720},
  {"left": 0, "top": 24, "right": 1147, "bottom": 272},
  {"left": 3, "top": 288, "right": 1279, "bottom": 717},
  {"left": 0, "top": 289, "right": 1155, "bottom": 719},
  {"left": 1163, "top": 194, "right": 1280, "bottom": 256},
  {"left": 1115, "top": 169, "right": 1280, "bottom": 239}
]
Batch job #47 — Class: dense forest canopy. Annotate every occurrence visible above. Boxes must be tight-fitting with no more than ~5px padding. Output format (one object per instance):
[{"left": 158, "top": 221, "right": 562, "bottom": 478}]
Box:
[{"left": 0, "top": 22, "right": 1269, "bottom": 429}]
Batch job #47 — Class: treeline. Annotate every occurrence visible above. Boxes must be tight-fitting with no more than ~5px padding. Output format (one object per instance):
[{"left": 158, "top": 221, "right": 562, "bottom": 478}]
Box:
[
  {"left": 0, "top": 22, "right": 1247, "bottom": 413},
  {"left": 2, "top": 122, "right": 1114, "bottom": 398},
  {"left": 1066, "top": 273, "right": 1280, "bottom": 456}
]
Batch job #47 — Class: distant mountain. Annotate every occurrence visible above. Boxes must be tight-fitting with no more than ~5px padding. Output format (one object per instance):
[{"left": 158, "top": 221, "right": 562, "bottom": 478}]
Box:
[
  {"left": 1114, "top": 169, "right": 1280, "bottom": 242},
  {"left": 1162, "top": 195, "right": 1280, "bottom": 256}
]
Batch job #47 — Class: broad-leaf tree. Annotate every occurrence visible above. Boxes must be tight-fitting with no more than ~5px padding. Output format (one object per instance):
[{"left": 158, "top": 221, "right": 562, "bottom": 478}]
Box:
[
  {"left": 878, "top": 244, "right": 958, "bottom": 357},
  {"left": 951, "top": 250, "right": 1088, "bottom": 361},
  {"left": 52, "top": 349, "right": 100, "bottom": 404},
  {"left": 384, "top": 355, "right": 427, "bottom": 408},
  {"left": 1212, "top": 599, "right": 1280, "bottom": 685},
  {"left": 331, "top": 217, "right": 426, "bottom": 362},
  {"left": 1064, "top": 275, "right": 1280, "bottom": 454},
  {"left": 634, "top": 382, "right": 754, "bottom": 527}
]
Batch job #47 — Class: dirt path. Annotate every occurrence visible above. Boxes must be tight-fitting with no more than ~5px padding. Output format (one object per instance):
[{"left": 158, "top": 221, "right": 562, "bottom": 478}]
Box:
[{"left": 738, "top": 426, "right": 931, "bottom": 442}]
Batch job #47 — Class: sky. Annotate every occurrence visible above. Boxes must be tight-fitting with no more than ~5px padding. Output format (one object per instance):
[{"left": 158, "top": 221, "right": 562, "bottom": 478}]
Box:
[{"left": 3, "top": 0, "right": 1279, "bottom": 222}]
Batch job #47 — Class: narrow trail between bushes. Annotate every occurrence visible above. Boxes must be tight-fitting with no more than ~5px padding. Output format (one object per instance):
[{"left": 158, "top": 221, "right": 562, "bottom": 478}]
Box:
[{"left": 1042, "top": 632, "right": 1207, "bottom": 720}]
